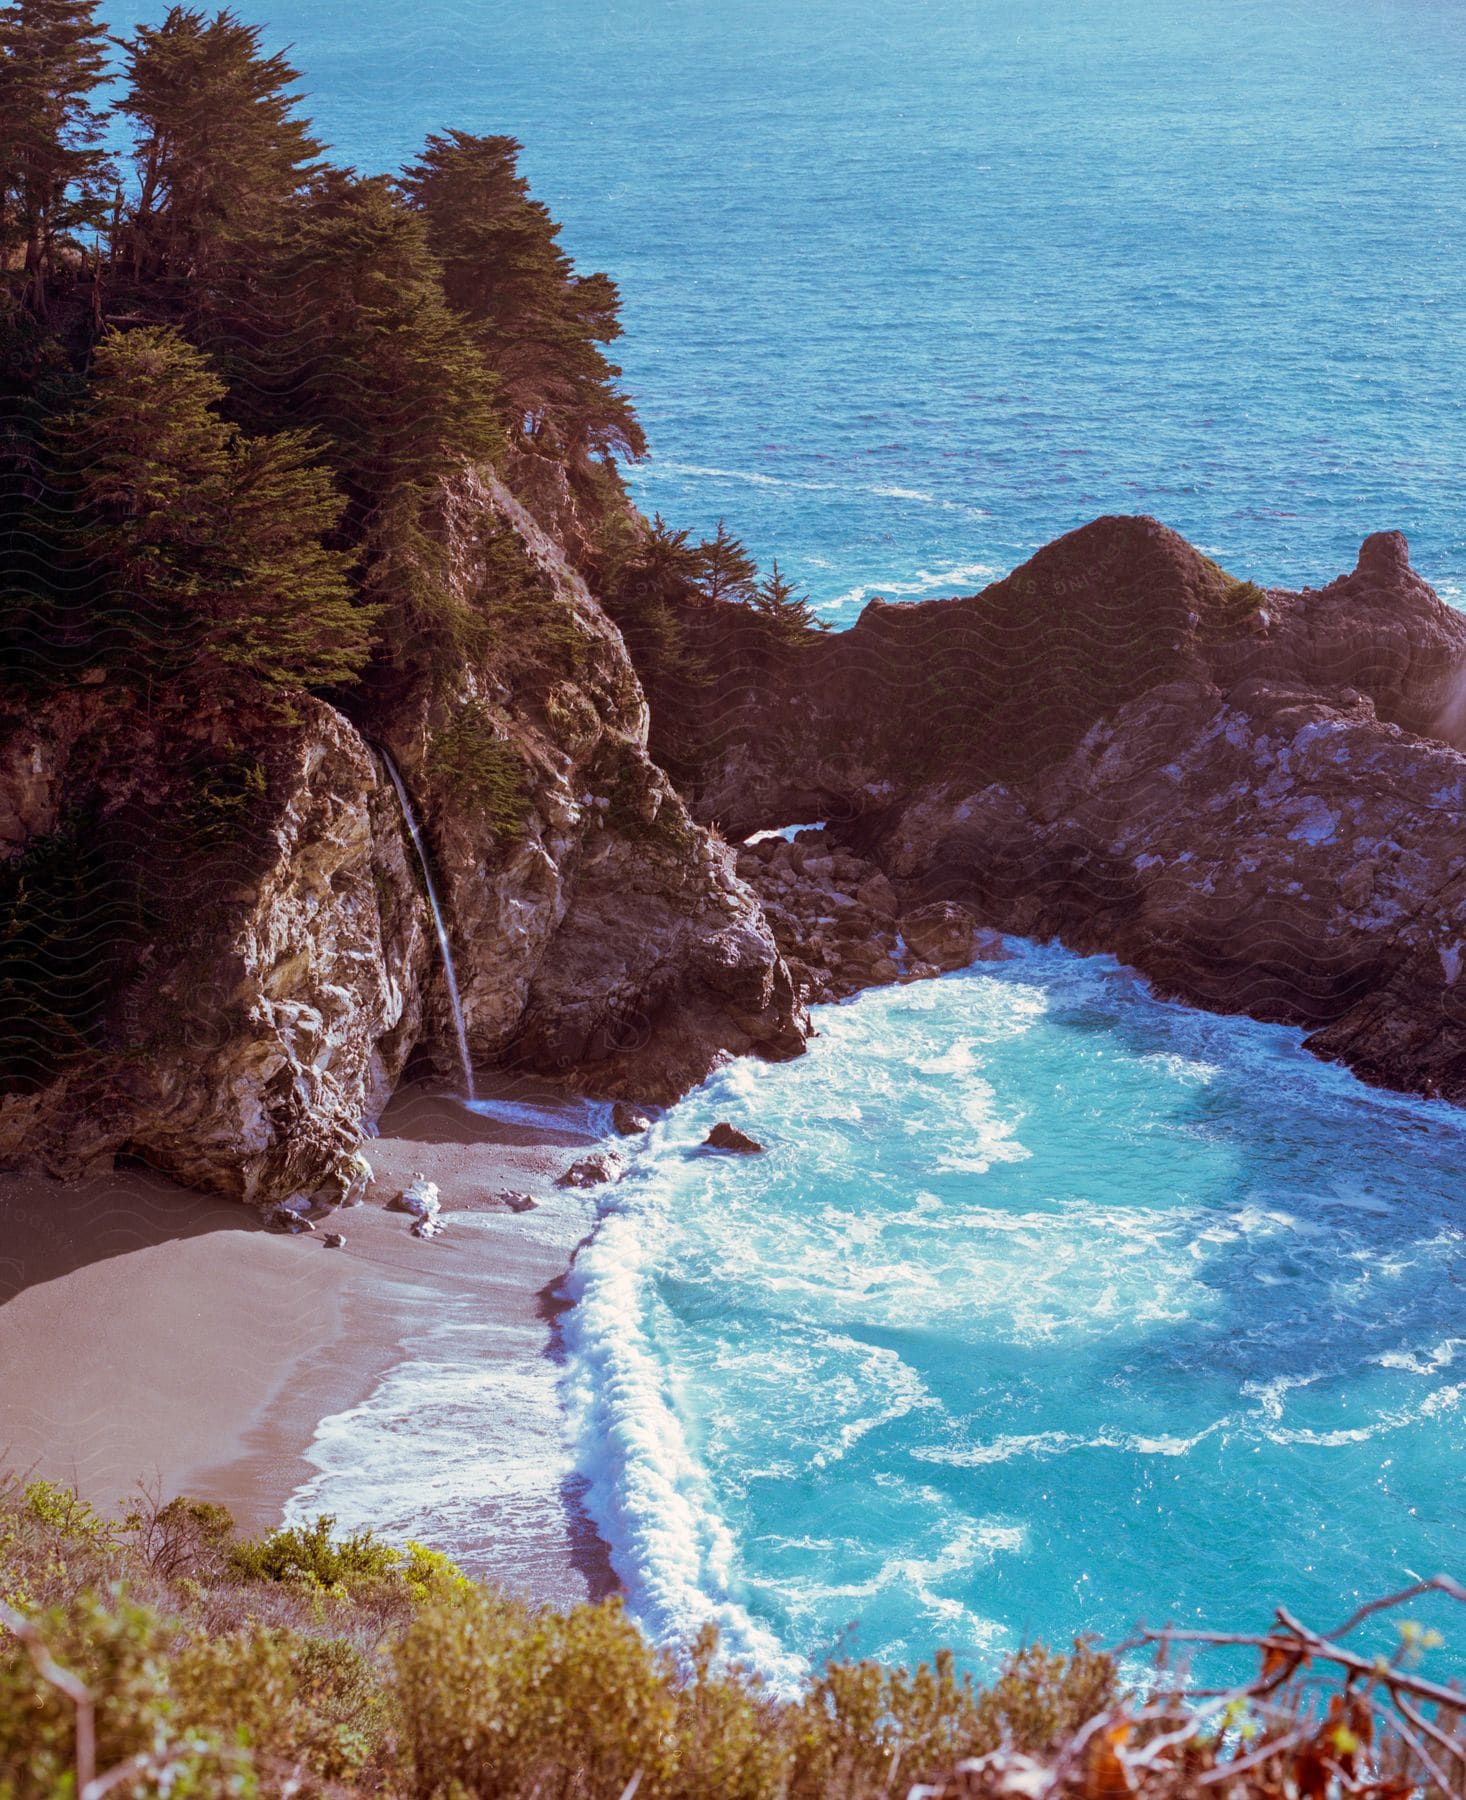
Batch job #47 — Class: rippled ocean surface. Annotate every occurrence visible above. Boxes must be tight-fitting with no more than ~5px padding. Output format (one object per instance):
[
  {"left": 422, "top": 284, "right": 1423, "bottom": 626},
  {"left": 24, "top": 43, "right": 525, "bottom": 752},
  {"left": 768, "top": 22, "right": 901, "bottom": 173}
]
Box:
[
  {"left": 567, "top": 950, "right": 1466, "bottom": 1677},
  {"left": 181, "top": 0, "right": 1466, "bottom": 1672},
  {"left": 106, "top": 0, "right": 1466, "bottom": 611}
]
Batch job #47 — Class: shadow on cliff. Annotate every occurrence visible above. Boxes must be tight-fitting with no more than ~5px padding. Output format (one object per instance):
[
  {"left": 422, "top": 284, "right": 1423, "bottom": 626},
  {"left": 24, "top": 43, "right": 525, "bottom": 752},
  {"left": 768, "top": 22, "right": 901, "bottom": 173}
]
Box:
[{"left": 0, "top": 1162, "right": 264, "bottom": 1307}]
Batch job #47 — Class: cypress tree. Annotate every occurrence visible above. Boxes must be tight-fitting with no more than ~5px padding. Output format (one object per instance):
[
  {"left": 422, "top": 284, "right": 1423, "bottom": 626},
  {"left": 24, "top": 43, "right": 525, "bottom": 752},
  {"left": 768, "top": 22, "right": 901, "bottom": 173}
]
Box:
[
  {"left": 44, "top": 326, "right": 371, "bottom": 697},
  {"left": 115, "top": 6, "right": 323, "bottom": 284},
  {"left": 695, "top": 518, "right": 757, "bottom": 603},
  {"left": 401, "top": 130, "right": 645, "bottom": 463},
  {"left": 244, "top": 174, "right": 502, "bottom": 665},
  {"left": 0, "top": 0, "right": 113, "bottom": 320},
  {"left": 753, "top": 558, "right": 828, "bottom": 640}
]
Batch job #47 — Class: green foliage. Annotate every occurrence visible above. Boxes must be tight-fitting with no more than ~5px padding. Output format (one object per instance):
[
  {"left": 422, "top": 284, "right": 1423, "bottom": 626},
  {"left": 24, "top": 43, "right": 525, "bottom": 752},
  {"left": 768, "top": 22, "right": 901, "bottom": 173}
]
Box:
[
  {"left": 696, "top": 516, "right": 758, "bottom": 602},
  {"left": 425, "top": 700, "right": 531, "bottom": 841},
  {"left": 753, "top": 558, "right": 828, "bottom": 640},
  {"left": 0, "top": 0, "right": 114, "bottom": 319},
  {"left": 171, "top": 1624, "right": 386, "bottom": 1785},
  {"left": 241, "top": 173, "right": 503, "bottom": 669},
  {"left": 116, "top": 5, "right": 323, "bottom": 285},
  {"left": 967, "top": 1636, "right": 1118, "bottom": 1755},
  {"left": 402, "top": 128, "right": 645, "bottom": 463},
  {"left": 0, "top": 1590, "right": 235, "bottom": 1798},
  {"left": 228, "top": 1511, "right": 472, "bottom": 1614},
  {"left": 787, "top": 1650, "right": 980, "bottom": 1798},
  {"left": 0, "top": 1476, "right": 1131, "bottom": 1800},
  {"left": 36, "top": 326, "right": 371, "bottom": 699},
  {"left": 230, "top": 1511, "right": 413, "bottom": 1597},
  {"left": 19, "top": 1480, "right": 114, "bottom": 1546},
  {"left": 393, "top": 1587, "right": 680, "bottom": 1799},
  {"left": 181, "top": 750, "right": 268, "bottom": 851},
  {"left": 123, "top": 1491, "right": 235, "bottom": 1582}
]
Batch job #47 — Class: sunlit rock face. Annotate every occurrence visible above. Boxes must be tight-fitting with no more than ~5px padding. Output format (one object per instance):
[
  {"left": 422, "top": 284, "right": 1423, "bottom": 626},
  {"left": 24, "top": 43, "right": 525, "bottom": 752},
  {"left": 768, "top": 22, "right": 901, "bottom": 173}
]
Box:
[
  {"left": 644, "top": 519, "right": 1466, "bottom": 1104},
  {"left": 0, "top": 695, "right": 428, "bottom": 1200},
  {"left": 0, "top": 468, "right": 806, "bottom": 1202}
]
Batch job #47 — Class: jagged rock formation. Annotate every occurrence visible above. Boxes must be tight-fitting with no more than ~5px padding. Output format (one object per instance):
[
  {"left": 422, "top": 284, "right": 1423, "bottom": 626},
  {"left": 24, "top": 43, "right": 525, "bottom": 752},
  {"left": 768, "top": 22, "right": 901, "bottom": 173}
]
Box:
[
  {"left": 649, "top": 519, "right": 1466, "bottom": 1105},
  {"left": 364, "top": 469, "right": 803, "bottom": 1102},
  {"left": 0, "top": 469, "right": 804, "bottom": 1200},
  {"left": 8, "top": 498, "right": 1463, "bottom": 1206},
  {"left": 0, "top": 694, "right": 427, "bottom": 1201}
]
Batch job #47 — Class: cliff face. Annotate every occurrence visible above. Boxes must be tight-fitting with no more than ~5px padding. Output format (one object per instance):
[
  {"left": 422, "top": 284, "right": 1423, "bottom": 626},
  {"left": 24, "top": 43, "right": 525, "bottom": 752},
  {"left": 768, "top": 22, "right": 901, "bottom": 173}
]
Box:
[
  {"left": 647, "top": 519, "right": 1466, "bottom": 1105},
  {"left": 364, "top": 469, "right": 804, "bottom": 1104},
  {"left": 8, "top": 497, "right": 1461, "bottom": 1204},
  {"left": 0, "top": 469, "right": 804, "bottom": 1200},
  {"left": 0, "top": 692, "right": 427, "bottom": 1199}
]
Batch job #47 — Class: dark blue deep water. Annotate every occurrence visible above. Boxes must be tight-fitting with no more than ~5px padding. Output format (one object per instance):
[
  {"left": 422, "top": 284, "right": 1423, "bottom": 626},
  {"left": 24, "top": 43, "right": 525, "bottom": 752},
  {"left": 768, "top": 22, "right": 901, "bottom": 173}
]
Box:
[
  {"left": 172, "top": 0, "right": 1466, "bottom": 1677},
  {"left": 107, "top": 0, "right": 1466, "bottom": 612}
]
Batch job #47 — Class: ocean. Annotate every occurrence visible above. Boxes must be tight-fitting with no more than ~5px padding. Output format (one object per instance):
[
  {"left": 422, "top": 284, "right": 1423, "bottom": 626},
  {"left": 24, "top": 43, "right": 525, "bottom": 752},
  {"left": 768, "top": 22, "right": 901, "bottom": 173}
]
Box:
[{"left": 124, "top": 0, "right": 1466, "bottom": 1678}]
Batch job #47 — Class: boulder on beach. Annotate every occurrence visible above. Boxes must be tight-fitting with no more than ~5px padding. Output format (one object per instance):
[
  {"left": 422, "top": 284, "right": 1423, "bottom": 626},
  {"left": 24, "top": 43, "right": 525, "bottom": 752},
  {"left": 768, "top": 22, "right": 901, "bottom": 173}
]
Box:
[
  {"left": 556, "top": 1151, "right": 623, "bottom": 1188},
  {"left": 411, "top": 1215, "right": 444, "bottom": 1240},
  {"left": 262, "top": 1198, "right": 315, "bottom": 1234},
  {"left": 899, "top": 902, "right": 983, "bottom": 972},
  {"left": 703, "top": 1121, "right": 764, "bottom": 1154},
  {"left": 387, "top": 1175, "right": 441, "bottom": 1218},
  {"left": 496, "top": 1191, "right": 538, "bottom": 1213},
  {"left": 330, "top": 1149, "right": 374, "bottom": 1209},
  {"left": 322, "top": 1231, "right": 346, "bottom": 1249}
]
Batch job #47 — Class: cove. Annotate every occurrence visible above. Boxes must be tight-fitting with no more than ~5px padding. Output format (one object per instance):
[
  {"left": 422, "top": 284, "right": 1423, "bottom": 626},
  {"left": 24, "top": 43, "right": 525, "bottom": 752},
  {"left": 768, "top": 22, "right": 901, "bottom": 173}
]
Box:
[{"left": 563, "top": 938, "right": 1466, "bottom": 1679}]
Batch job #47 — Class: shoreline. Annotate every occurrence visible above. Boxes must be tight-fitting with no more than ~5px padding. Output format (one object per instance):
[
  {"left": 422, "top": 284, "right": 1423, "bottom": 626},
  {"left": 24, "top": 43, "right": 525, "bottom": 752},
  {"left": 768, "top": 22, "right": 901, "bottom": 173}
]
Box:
[{"left": 0, "top": 1080, "right": 617, "bottom": 1612}]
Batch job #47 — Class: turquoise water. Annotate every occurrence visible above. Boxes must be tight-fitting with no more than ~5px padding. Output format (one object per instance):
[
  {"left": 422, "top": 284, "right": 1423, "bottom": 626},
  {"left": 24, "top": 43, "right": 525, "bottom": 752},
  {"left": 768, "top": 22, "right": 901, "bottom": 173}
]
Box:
[
  {"left": 566, "top": 948, "right": 1466, "bottom": 1677},
  {"left": 154, "top": 0, "right": 1466, "bottom": 1672}
]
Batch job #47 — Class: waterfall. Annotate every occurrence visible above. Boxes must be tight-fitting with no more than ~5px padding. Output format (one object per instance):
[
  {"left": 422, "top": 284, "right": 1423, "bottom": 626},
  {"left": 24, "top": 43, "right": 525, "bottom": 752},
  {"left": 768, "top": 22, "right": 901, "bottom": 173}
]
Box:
[{"left": 378, "top": 750, "right": 476, "bottom": 1101}]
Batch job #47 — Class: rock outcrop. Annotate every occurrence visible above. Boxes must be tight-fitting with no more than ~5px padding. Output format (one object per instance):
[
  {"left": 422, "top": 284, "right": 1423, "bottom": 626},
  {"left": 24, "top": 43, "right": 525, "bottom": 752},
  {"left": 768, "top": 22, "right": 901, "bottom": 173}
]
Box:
[
  {"left": 0, "top": 468, "right": 806, "bottom": 1201},
  {"left": 9, "top": 497, "right": 1464, "bottom": 1206},
  {"left": 0, "top": 692, "right": 428, "bottom": 1200},
  {"left": 646, "top": 519, "right": 1466, "bottom": 1106},
  {"left": 363, "top": 470, "right": 805, "bottom": 1104}
]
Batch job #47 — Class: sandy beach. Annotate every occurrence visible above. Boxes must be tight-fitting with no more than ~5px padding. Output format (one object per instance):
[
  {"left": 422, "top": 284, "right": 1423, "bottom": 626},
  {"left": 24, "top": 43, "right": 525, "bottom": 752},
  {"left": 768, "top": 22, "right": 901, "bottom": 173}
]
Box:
[{"left": 0, "top": 1080, "right": 617, "bottom": 1611}]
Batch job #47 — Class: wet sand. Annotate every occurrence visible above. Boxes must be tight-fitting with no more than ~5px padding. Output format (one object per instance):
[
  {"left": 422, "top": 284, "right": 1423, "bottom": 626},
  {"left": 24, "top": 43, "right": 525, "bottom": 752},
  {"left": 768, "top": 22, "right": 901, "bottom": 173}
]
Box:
[{"left": 0, "top": 1081, "right": 617, "bottom": 1611}]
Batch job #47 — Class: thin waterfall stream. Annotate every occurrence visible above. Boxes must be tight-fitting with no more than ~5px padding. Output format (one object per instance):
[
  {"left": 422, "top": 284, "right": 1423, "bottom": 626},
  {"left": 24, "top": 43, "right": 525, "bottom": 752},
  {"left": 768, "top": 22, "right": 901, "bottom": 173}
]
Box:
[{"left": 379, "top": 749, "right": 476, "bottom": 1101}]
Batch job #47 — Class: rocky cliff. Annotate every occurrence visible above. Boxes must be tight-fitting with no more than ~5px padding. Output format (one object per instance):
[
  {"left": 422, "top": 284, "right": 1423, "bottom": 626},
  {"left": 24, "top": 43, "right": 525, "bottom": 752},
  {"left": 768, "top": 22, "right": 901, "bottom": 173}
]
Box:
[
  {"left": 0, "top": 468, "right": 804, "bottom": 1201},
  {"left": 646, "top": 519, "right": 1466, "bottom": 1105},
  {"left": 7, "top": 499, "right": 1463, "bottom": 1209}
]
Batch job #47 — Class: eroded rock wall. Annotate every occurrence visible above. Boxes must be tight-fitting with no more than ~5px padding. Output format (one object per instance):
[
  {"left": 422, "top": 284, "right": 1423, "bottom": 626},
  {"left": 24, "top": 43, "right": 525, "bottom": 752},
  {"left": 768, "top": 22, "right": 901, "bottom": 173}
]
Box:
[
  {"left": 0, "top": 465, "right": 806, "bottom": 1199},
  {"left": 0, "top": 692, "right": 428, "bottom": 1198},
  {"left": 645, "top": 518, "right": 1466, "bottom": 1104}
]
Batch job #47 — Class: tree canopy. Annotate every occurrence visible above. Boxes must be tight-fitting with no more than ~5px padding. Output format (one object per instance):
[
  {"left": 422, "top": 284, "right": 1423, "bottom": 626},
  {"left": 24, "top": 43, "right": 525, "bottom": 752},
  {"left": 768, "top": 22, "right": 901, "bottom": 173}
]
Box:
[
  {"left": 38, "top": 326, "right": 370, "bottom": 697},
  {"left": 115, "top": 6, "right": 324, "bottom": 285},
  {"left": 401, "top": 130, "right": 646, "bottom": 464},
  {"left": 0, "top": 2, "right": 814, "bottom": 713},
  {"left": 0, "top": 0, "right": 113, "bottom": 319}
]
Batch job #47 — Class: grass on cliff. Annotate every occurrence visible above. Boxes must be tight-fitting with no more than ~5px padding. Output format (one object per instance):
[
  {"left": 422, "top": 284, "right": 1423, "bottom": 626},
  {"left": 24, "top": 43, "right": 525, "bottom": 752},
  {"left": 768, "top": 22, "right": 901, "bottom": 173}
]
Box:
[{"left": 2, "top": 1472, "right": 1463, "bottom": 1799}]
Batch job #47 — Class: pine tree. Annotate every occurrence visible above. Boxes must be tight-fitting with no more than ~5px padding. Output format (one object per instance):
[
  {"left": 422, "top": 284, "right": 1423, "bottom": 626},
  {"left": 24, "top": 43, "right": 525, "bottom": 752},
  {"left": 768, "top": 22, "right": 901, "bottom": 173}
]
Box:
[
  {"left": 401, "top": 130, "right": 645, "bottom": 463},
  {"left": 45, "top": 326, "right": 371, "bottom": 696},
  {"left": 115, "top": 6, "right": 323, "bottom": 283},
  {"left": 0, "top": 0, "right": 113, "bottom": 319},
  {"left": 753, "top": 558, "right": 828, "bottom": 640},
  {"left": 241, "top": 174, "right": 502, "bottom": 662},
  {"left": 695, "top": 518, "right": 757, "bottom": 603}
]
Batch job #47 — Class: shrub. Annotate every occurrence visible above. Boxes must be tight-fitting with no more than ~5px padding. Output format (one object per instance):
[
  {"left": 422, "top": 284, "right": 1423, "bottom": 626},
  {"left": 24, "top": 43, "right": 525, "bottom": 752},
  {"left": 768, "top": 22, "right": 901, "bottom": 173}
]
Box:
[
  {"left": 426, "top": 701, "right": 531, "bottom": 842},
  {"left": 171, "top": 1623, "right": 388, "bottom": 1786},
  {"left": 0, "top": 1590, "right": 235, "bottom": 1799},
  {"left": 968, "top": 1636, "right": 1118, "bottom": 1756},
  {"left": 123, "top": 1490, "right": 235, "bottom": 1582},
  {"left": 393, "top": 1587, "right": 679, "bottom": 1799},
  {"left": 230, "top": 1512, "right": 411, "bottom": 1597}
]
